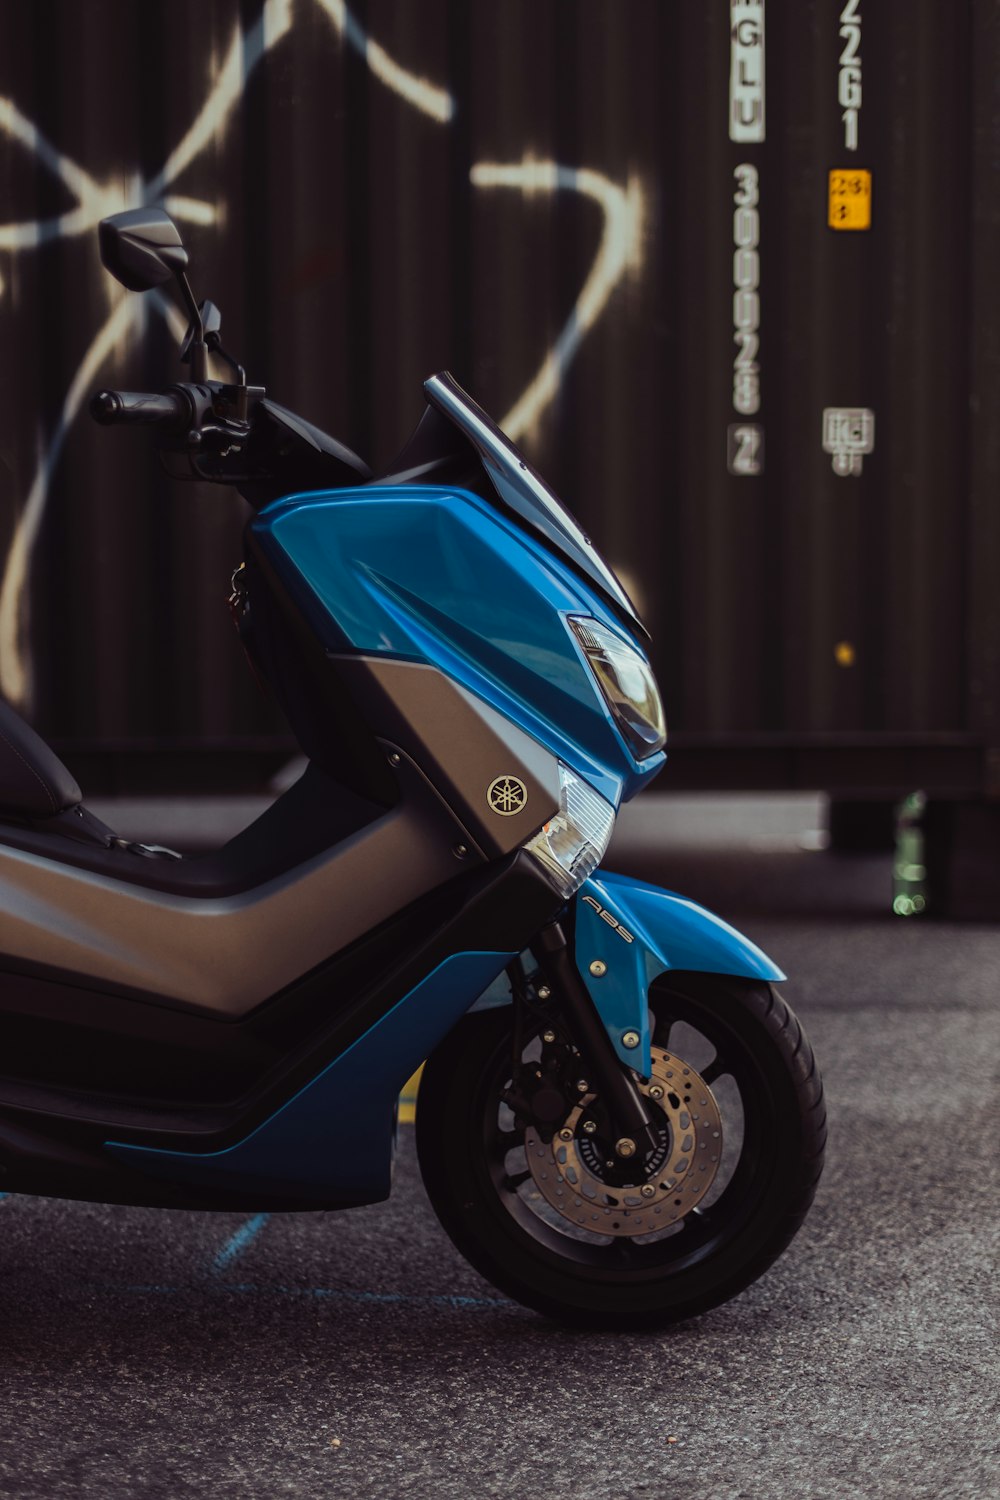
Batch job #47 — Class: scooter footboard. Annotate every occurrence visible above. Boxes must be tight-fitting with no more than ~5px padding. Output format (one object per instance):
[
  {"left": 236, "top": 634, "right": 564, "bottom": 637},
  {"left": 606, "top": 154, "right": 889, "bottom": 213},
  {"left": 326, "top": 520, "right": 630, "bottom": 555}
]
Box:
[
  {"left": 105, "top": 950, "right": 514, "bottom": 1207},
  {"left": 573, "top": 871, "right": 786, "bottom": 1076}
]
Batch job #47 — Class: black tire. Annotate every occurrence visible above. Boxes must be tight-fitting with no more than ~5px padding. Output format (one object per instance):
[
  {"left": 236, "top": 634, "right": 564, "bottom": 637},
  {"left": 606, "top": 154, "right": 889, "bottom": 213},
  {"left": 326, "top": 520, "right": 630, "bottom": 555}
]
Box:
[{"left": 416, "top": 972, "right": 826, "bottom": 1328}]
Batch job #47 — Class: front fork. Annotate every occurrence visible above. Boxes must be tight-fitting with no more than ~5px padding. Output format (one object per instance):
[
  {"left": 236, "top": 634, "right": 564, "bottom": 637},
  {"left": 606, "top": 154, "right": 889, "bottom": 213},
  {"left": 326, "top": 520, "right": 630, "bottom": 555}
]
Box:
[
  {"left": 530, "top": 921, "right": 661, "bottom": 1158},
  {"left": 506, "top": 874, "right": 787, "bottom": 1161}
]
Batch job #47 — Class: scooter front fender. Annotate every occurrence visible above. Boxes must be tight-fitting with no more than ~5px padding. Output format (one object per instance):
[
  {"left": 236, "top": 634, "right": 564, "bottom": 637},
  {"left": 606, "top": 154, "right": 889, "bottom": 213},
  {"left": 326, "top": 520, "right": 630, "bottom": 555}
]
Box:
[{"left": 574, "top": 870, "right": 786, "bottom": 1076}]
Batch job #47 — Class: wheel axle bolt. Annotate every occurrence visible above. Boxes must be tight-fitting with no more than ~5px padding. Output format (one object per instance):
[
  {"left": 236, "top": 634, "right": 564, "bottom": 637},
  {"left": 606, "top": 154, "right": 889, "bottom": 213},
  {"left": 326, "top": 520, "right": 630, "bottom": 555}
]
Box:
[
  {"left": 615, "top": 1137, "right": 637, "bottom": 1159},
  {"left": 648, "top": 1084, "right": 664, "bottom": 1099},
  {"left": 542, "top": 1029, "right": 556, "bottom": 1044},
  {"left": 558, "top": 1127, "right": 574, "bottom": 1142},
  {"left": 582, "top": 1119, "right": 598, "bottom": 1135},
  {"left": 640, "top": 1184, "right": 656, "bottom": 1199},
  {"left": 537, "top": 985, "right": 552, "bottom": 1001},
  {"left": 589, "top": 960, "right": 607, "bottom": 978},
  {"left": 576, "top": 1079, "right": 589, "bottom": 1093},
  {"left": 622, "top": 1030, "right": 640, "bottom": 1049}
]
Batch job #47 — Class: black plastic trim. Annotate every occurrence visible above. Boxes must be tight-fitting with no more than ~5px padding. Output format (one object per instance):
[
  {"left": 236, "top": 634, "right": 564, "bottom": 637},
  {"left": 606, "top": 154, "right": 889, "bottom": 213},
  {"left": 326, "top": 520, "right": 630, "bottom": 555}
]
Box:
[
  {"left": 0, "top": 761, "right": 385, "bottom": 898},
  {"left": 0, "top": 699, "right": 82, "bottom": 820},
  {"left": 0, "top": 852, "right": 564, "bottom": 1209}
]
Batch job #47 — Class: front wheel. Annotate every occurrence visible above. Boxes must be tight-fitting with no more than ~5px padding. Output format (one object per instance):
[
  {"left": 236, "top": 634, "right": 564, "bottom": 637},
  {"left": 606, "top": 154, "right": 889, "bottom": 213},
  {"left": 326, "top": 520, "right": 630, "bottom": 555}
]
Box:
[{"left": 416, "top": 972, "right": 826, "bottom": 1328}]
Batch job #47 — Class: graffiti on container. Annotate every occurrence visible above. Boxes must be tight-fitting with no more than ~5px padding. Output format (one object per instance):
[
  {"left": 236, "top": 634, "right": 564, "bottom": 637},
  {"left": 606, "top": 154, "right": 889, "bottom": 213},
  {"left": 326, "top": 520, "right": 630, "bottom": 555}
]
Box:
[
  {"left": 0, "top": 0, "right": 643, "bottom": 709},
  {"left": 839, "top": 0, "right": 863, "bottom": 152},
  {"left": 471, "top": 161, "right": 642, "bottom": 444},
  {"left": 729, "top": 1, "right": 766, "bottom": 144},
  {"left": 822, "top": 407, "right": 875, "bottom": 476}
]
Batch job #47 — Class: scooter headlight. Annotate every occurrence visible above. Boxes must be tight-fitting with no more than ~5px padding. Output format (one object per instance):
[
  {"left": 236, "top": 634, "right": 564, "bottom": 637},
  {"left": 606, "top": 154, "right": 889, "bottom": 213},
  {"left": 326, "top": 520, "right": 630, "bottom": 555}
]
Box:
[
  {"left": 568, "top": 616, "right": 667, "bottom": 759},
  {"left": 524, "top": 763, "right": 615, "bottom": 900}
]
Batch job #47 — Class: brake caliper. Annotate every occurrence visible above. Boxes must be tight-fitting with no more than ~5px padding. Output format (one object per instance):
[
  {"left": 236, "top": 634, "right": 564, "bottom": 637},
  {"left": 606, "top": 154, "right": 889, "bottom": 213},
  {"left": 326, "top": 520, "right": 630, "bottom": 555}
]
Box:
[{"left": 523, "top": 1046, "right": 724, "bottom": 1237}]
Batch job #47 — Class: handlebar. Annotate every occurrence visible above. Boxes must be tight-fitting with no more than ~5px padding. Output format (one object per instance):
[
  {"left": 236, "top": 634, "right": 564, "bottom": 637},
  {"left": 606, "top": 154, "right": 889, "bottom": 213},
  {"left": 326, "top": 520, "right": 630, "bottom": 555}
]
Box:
[
  {"left": 90, "top": 388, "right": 192, "bottom": 430},
  {"left": 87, "top": 379, "right": 356, "bottom": 508}
]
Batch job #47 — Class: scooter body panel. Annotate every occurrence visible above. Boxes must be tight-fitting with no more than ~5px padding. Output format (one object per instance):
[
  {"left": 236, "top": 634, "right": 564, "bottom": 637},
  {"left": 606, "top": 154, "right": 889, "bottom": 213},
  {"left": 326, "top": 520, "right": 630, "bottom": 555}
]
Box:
[
  {"left": 574, "top": 871, "right": 786, "bottom": 1073},
  {"left": 106, "top": 950, "right": 514, "bottom": 1205},
  {"left": 0, "top": 206, "right": 824, "bottom": 1322},
  {"left": 101, "top": 867, "right": 784, "bottom": 1206},
  {"left": 252, "top": 485, "right": 666, "bottom": 807},
  {"left": 0, "top": 787, "right": 466, "bottom": 1014},
  {"left": 467, "top": 875, "right": 786, "bottom": 1079}
]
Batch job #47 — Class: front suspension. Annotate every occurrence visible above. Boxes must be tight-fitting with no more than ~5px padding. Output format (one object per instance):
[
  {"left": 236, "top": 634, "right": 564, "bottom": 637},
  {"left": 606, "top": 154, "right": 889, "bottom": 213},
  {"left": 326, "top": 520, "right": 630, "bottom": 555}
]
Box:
[{"left": 530, "top": 921, "right": 661, "bottom": 1159}]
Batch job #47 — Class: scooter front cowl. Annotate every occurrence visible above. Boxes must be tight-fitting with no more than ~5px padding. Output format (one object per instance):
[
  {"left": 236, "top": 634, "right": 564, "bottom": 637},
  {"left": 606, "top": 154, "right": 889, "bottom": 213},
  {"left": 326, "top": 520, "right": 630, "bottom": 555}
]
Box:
[{"left": 574, "top": 870, "right": 786, "bottom": 1075}]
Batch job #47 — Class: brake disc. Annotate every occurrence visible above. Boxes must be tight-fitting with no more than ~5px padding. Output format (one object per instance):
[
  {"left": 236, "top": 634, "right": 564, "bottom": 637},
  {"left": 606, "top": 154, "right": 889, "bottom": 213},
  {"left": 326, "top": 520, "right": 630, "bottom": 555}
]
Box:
[{"left": 523, "top": 1046, "right": 724, "bottom": 1237}]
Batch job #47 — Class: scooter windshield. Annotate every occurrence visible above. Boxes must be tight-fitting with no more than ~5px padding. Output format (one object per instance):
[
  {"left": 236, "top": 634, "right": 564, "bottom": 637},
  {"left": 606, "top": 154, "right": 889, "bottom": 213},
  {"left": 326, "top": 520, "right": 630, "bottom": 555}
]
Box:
[{"left": 424, "top": 372, "right": 648, "bottom": 642}]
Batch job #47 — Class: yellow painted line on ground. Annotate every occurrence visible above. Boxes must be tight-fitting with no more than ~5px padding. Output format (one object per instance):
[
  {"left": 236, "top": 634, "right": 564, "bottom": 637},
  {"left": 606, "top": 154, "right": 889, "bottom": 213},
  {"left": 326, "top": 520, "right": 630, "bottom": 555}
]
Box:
[{"left": 398, "top": 1063, "right": 424, "bottom": 1124}]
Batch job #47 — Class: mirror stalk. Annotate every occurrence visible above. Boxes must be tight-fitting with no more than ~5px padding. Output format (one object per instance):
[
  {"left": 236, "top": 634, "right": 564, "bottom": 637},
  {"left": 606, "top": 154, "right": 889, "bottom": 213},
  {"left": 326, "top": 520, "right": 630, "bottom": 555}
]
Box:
[
  {"left": 176, "top": 270, "right": 207, "bottom": 383},
  {"left": 207, "top": 338, "right": 248, "bottom": 418}
]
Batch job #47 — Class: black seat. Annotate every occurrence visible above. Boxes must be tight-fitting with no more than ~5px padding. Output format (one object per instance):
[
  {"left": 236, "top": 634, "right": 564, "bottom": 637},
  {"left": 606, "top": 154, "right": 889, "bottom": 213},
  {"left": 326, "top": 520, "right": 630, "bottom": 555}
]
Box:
[{"left": 0, "top": 699, "right": 82, "bottom": 821}]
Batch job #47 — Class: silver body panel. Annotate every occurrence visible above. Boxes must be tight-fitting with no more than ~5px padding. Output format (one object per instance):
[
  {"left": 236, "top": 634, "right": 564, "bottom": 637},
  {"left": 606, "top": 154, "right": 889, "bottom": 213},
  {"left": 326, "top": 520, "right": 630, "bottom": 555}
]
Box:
[
  {"left": 0, "top": 661, "right": 564, "bottom": 1018},
  {"left": 0, "top": 797, "right": 459, "bottom": 1017},
  {"left": 331, "top": 657, "right": 562, "bottom": 857}
]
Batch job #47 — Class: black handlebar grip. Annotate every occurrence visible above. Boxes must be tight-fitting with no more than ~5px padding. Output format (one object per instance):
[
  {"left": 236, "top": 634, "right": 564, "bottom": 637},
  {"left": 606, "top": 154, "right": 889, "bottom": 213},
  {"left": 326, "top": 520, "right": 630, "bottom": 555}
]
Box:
[{"left": 90, "top": 388, "right": 191, "bottom": 430}]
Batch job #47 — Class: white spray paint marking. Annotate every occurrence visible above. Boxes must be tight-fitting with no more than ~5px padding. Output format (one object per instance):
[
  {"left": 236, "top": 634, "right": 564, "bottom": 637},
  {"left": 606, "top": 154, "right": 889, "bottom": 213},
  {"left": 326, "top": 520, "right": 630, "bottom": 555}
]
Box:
[
  {"left": 161, "top": 195, "right": 220, "bottom": 228},
  {"left": 0, "top": 294, "right": 141, "bottom": 703},
  {"left": 0, "top": 4, "right": 639, "bottom": 706},
  {"left": 313, "top": 0, "right": 455, "bottom": 123},
  {"left": 144, "top": 0, "right": 294, "bottom": 199},
  {"left": 0, "top": 96, "right": 108, "bottom": 247},
  {"left": 470, "top": 160, "right": 643, "bottom": 443},
  {"left": 0, "top": 97, "right": 216, "bottom": 250},
  {"left": 0, "top": 0, "right": 443, "bottom": 706},
  {"left": 0, "top": 281, "right": 216, "bottom": 704}
]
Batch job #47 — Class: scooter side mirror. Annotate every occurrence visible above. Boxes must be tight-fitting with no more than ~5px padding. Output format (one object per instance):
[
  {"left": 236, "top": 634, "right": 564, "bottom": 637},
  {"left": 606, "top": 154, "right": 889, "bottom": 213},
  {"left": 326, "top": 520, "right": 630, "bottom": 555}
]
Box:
[{"left": 98, "top": 208, "right": 188, "bottom": 292}]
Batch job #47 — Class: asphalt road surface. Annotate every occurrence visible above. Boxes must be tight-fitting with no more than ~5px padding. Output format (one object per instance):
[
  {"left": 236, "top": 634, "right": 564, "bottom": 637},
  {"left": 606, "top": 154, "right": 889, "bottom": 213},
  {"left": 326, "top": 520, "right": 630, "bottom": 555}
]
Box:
[{"left": 0, "top": 796, "right": 997, "bottom": 1499}]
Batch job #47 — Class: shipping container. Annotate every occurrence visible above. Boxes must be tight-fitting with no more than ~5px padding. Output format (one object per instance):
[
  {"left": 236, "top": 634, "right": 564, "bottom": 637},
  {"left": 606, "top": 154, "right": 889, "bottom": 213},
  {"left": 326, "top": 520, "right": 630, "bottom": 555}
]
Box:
[{"left": 0, "top": 1, "right": 997, "bottom": 903}]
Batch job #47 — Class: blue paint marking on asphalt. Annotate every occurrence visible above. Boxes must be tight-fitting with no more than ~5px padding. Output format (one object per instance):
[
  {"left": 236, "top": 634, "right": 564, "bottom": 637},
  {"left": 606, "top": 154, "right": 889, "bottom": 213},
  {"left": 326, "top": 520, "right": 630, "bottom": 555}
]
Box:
[
  {"left": 270, "top": 1285, "right": 514, "bottom": 1310},
  {"left": 116, "top": 1281, "right": 513, "bottom": 1310},
  {"left": 211, "top": 1212, "right": 271, "bottom": 1274}
]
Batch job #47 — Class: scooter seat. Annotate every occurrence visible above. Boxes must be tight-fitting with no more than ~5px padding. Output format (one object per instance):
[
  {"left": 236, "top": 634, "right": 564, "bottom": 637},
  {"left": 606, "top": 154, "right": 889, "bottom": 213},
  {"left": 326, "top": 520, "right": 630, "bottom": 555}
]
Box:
[{"left": 0, "top": 698, "right": 82, "bottom": 821}]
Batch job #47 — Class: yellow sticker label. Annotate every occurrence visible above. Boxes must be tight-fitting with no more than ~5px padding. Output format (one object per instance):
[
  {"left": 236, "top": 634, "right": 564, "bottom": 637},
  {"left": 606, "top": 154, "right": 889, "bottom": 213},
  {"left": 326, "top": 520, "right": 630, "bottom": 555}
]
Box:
[{"left": 828, "top": 168, "right": 872, "bottom": 230}]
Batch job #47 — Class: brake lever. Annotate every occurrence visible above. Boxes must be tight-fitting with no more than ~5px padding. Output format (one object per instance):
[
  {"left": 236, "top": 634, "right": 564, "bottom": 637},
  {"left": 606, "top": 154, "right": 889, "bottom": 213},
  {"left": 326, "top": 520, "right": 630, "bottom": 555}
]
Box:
[
  {"left": 189, "top": 420, "right": 251, "bottom": 458},
  {"left": 155, "top": 380, "right": 266, "bottom": 485},
  {"left": 159, "top": 423, "right": 255, "bottom": 485}
]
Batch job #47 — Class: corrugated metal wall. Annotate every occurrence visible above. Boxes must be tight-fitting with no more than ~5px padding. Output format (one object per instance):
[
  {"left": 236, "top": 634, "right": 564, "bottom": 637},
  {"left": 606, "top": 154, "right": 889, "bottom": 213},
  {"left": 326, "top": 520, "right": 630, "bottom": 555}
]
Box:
[{"left": 0, "top": 1, "right": 997, "bottom": 783}]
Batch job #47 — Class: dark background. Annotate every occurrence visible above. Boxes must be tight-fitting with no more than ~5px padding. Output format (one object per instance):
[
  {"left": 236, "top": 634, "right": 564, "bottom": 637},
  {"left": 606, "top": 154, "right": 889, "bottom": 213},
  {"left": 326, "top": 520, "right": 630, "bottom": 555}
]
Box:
[
  {"left": 0, "top": 16, "right": 996, "bottom": 1486},
  {"left": 0, "top": 0, "right": 997, "bottom": 801}
]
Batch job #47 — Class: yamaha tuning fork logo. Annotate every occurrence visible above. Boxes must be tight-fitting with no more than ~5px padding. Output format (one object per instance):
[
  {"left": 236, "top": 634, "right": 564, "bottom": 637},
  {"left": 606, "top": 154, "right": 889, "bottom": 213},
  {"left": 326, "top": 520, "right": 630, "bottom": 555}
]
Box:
[{"left": 487, "top": 777, "right": 528, "bottom": 817}]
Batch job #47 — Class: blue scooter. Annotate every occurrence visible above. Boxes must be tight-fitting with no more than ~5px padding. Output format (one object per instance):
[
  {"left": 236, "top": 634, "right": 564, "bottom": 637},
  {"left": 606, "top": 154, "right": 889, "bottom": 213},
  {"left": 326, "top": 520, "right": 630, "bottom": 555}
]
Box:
[{"left": 0, "top": 209, "right": 824, "bottom": 1326}]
